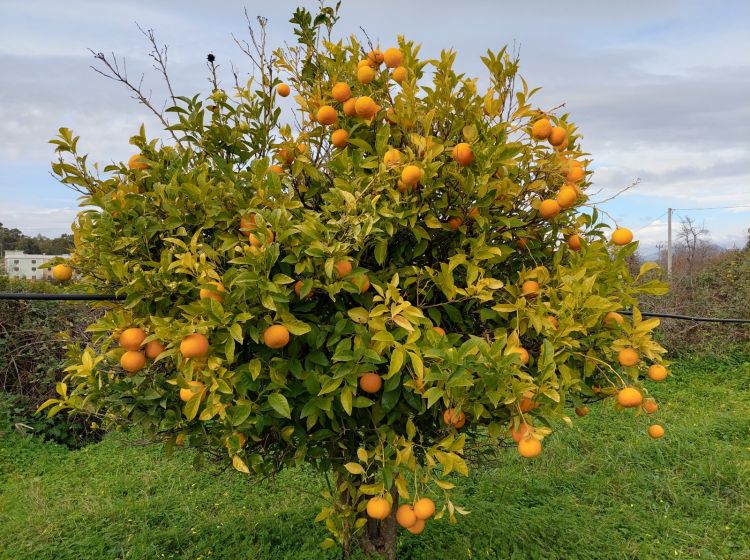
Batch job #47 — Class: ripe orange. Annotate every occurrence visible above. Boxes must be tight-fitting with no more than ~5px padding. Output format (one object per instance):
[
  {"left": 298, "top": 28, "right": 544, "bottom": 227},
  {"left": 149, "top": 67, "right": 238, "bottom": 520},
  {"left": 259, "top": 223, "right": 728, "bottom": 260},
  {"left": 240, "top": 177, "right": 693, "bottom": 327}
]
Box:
[
  {"left": 547, "top": 316, "right": 559, "bottom": 329},
  {"left": 263, "top": 324, "right": 290, "bottom": 349},
  {"left": 443, "top": 408, "right": 466, "bottom": 429},
  {"left": 354, "top": 96, "right": 378, "bottom": 119},
  {"left": 366, "top": 497, "right": 391, "bottom": 520},
  {"left": 367, "top": 49, "right": 384, "bottom": 65},
  {"left": 617, "top": 387, "right": 643, "bottom": 408},
  {"left": 276, "top": 148, "right": 294, "bottom": 165},
  {"left": 276, "top": 83, "right": 290, "bottom": 97},
  {"left": 359, "top": 372, "right": 383, "bottom": 393},
  {"left": 618, "top": 348, "right": 640, "bottom": 367},
  {"left": 357, "top": 65, "right": 377, "bottom": 84},
  {"left": 519, "top": 390, "right": 538, "bottom": 412},
  {"left": 396, "top": 504, "right": 417, "bottom": 528},
  {"left": 611, "top": 228, "right": 634, "bottom": 246},
  {"left": 358, "top": 58, "right": 376, "bottom": 69},
  {"left": 240, "top": 213, "right": 257, "bottom": 232},
  {"left": 447, "top": 216, "right": 463, "bottom": 230},
  {"left": 331, "top": 128, "right": 349, "bottom": 149},
  {"left": 413, "top": 497, "right": 435, "bottom": 520},
  {"left": 518, "top": 436, "right": 542, "bottom": 458},
  {"left": 575, "top": 406, "right": 589, "bottom": 417},
  {"left": 316, "top": 105, "right": 338, "bottom": 126},
  {"left": 180, "top": 333, "right": 209, "bottom": 359},
  {"left": 396, "top": 179, "right": 412, "bottom": 194},
  {"left": 199, "top": 282, "right": 225, "bottom": 302},
  {"left": 531, "top": 118, "right": 552, "bottom": 140},
  {"left": 467, "top": 207, "right": 480, "bottom": 220},
  {"left": 392, "top": 66, "right": 407, "bottom": 84},
  {"left": 294, "top": 279, "right": 313, "bottom": 299},
  {"left": 603, "top": 311, "right": 624, "bottom": 327},
  {"left": 548, "top": 126, "right": 567, "bottom": 147},
  {"left": 225, "top": 432, "right": 247, "bottom": 448},
  {"left": 343, "top": 98, "right": 357, "bottom": 117},
  {"left": 120, "top": 350, "right": 146, "bottom": 374},
  {"left": 248, "top": 228, "right": 274, "bottom": 247},
  {"left": 128, "top": 154, "right": 149, "bottom": 170},
  {"left": 521, "top": 280, "right": 539, "bottom": 298},
  {"left": 648, "top": 424, "right": 665, "bottom": 439},
  {"left": 144, "top": 340, "right": 165, "bottom": 360},
  {"left": 383, "top": 47, "right": 403, "bottom": 68},
  {"left": 511, "top": 423, "right": 531, "bottom": 442},
  {"left": 406, "top": 518, "right": 426, "bottom": 534},
  {"left": 643, "top": 398, "right": 658, "bottom": 414},
  {"left": 383, "top": 148, "right": 402, "bottom": 167},
  {"left": 401, "top": 165, "right": 422, "bottom": 186},
  {"left": 648, "top": 364, "right": 668, "bottom": 382},
  {"left": 566, "top": 161, "right": 585, "bottom": 182},
  {"left": 451, "top": 143, "right": 474, "bottom": 166},
  {"left": 539, "top": 199, "right": 561, "bottom": 219},
  {"left": 568, "top": 234, "right": 582, "bottom": 251},
  {"left": 432, "top": 326, "right": 446, "bottom": 336},
  {"left": 269, "top": 164, "right": 285, "bottom": 175},
  {"left": 331, "top": 82, "right": 352, "bottom": 102},
  {"left": 353, "top": 274, "right": 370, "bottom": 294},
  {"left": 119, "top": 327, "right": 146, "bottom": 351},
  {"left": 179, "top": 380, "right": 205, "bottom": 402},
  {"left": 334, "top": 260, "right": 352, "bottom": 278},
  {"left": 508, "top": 347, "right": 530, "bottom": 366},
  {"left": 51, "top": 264, "right": 73, "bottom": 281},
  {"left": 556, "top": 185, "right": 578, "bottom": 208}
]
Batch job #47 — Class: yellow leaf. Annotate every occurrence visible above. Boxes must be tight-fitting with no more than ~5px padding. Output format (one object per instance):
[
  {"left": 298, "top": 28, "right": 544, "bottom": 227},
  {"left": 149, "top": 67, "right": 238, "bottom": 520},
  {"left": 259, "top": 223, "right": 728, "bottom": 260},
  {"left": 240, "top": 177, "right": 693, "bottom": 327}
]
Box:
[
  {"left": 232, "top": 455, "right": 250, "bottom": 474},
  {"left": 344, "top": 462, "right": 365, "bottom": 475}
]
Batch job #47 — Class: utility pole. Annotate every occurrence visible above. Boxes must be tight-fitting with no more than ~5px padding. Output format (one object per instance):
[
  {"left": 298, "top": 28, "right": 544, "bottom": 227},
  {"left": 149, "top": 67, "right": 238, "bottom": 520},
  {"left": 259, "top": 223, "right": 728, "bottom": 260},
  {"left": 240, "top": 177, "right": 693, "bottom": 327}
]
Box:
[{"left": 667, "top": 208, "right": 673, "bottom": 278}]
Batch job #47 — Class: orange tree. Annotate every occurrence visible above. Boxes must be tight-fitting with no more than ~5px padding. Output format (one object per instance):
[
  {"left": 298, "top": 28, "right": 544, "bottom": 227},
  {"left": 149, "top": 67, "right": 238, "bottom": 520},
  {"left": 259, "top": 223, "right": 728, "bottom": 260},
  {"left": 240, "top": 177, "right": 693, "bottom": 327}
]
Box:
[{"left": 42, "top": 5, "right": 669, "bottom": 558}]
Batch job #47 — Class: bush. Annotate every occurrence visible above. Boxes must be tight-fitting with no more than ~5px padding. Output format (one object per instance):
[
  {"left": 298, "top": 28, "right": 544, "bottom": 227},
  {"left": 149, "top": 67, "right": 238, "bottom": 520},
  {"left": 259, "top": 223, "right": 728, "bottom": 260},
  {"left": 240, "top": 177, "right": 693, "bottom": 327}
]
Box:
[
  {"left": 642, "top": 246, "right": 750, "bottom": 356},
  {"left": 0, "top": 274, "right": 102, "bottom": 447}
]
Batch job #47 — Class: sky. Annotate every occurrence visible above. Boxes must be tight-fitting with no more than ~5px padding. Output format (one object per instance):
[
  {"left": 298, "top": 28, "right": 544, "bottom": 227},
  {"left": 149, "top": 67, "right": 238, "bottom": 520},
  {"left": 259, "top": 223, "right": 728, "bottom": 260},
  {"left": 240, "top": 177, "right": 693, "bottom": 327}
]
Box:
[{"left": 1, "top": 0, "right": 749, "bottom": 255}]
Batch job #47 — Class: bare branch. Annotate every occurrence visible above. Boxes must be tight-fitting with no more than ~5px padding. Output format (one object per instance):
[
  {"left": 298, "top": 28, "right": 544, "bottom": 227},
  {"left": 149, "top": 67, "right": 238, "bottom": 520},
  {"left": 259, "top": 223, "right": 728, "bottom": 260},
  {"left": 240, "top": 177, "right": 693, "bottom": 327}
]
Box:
[
  {"left": 587, "top": 178, "right": 641, "bottom": 205},
  {"left": 88, "top": 49, "right": 180, "bottom": 144},
  {"left": 135, "top": 23, "right": 177, "bottom": 107}
]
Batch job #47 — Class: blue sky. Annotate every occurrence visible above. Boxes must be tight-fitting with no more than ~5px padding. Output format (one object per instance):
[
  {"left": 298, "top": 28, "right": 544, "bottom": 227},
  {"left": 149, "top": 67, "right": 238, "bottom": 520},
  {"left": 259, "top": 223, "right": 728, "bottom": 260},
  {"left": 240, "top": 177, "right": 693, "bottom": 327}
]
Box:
[{"left": 1, "top": 0, "right": 748, "bottom": 252}]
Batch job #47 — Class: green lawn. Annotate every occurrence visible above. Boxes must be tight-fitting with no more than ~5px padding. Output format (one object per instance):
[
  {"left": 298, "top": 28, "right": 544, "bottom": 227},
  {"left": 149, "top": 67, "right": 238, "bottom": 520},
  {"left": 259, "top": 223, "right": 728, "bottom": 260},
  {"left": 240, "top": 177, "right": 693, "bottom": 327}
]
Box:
[{"left": 1, "top": 353, "right": 749, "bottom": 560}]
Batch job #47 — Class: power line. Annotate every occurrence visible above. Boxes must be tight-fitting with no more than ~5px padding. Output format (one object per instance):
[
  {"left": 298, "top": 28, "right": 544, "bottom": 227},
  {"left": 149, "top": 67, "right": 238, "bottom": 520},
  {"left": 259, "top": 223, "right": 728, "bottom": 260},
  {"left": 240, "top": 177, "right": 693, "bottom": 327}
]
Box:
[
  {"left": 633, "top": 212, "right": 668, "bottom": 235},
  {"left": 671, "top": 204, "right": 750, "bottom": 211}
]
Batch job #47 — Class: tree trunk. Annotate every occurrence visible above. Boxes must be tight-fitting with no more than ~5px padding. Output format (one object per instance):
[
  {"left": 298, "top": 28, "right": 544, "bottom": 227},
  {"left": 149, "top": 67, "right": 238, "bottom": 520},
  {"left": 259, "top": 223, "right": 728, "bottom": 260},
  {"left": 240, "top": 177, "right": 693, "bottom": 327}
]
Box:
[{"left": 358, "top": 486, "right": 399, "bottom": 560}]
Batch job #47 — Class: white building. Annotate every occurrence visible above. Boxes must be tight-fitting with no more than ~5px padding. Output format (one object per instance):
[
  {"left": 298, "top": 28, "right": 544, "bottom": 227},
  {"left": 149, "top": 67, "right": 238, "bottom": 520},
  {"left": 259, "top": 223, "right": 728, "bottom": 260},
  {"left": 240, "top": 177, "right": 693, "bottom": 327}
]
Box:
[{"left": 2, "top": 250, "right": 70, "bottom": 280}]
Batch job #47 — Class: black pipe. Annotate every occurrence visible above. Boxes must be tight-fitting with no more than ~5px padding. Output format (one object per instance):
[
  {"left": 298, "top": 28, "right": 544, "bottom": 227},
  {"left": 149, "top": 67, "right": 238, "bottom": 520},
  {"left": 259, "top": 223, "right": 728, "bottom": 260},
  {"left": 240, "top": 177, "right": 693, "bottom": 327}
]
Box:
[
  {"left": 0, "top": 292, "right": 124, "bottom": 301},
  {"left": 619, "top": 310, "right": 750, "bottom": 324},
  {"left": 0, "top": 292, "right": 749, "bottom": 324}
]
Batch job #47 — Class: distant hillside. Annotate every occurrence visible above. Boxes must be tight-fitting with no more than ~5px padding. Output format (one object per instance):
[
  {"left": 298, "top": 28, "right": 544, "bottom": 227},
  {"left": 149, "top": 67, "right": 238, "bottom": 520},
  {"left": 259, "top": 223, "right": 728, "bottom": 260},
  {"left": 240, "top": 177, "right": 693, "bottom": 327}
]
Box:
[{"left": 0, "top": 223, "right": 73, "bottom": 255}]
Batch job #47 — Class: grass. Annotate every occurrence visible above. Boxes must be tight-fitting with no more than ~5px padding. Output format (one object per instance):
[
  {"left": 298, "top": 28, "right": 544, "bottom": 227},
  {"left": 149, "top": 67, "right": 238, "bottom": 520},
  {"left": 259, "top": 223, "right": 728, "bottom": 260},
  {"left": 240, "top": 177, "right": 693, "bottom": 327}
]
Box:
[{"left": 1, "top": 353, "right": 749, "bottom": 560}]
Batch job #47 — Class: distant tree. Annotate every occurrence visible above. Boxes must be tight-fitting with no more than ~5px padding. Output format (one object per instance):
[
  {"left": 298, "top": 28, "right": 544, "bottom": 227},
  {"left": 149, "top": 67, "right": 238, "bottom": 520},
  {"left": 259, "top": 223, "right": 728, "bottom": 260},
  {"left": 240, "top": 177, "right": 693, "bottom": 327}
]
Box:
[{"left": 676, "top": 216, "right": 709, "bottom": 278}]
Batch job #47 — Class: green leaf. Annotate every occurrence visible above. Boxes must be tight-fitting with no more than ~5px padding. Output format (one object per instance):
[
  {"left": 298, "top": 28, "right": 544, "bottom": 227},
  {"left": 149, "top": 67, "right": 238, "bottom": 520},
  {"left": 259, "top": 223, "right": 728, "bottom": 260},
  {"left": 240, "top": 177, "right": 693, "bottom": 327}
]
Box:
[
  {"left": 389, "top": 347, "right": 405, "bottom": 375},
  {"left": 183, "top": 394, "right": 202, "bottom": 420},
  {"left": 340, "top": 386, "right": 353, "bottom": 415},
  {"left": 267, "top": 393, "right": 291, "bottom": 419},
  {"left": 375, "top": 239, "right": 388, "bottom": 265},
  {"left": 248, "top": 358, "right": 262, "bottom": 381},
  {"left": 318, "top": 377, "right": 343, "bottom": 395}
]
